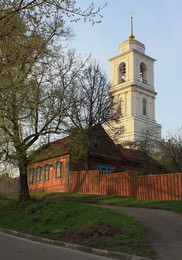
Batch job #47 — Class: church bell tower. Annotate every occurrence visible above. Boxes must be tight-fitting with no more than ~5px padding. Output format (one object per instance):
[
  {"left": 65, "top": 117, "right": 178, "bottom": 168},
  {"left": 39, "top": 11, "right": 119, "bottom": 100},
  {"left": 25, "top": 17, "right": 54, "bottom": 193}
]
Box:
[{"left": 105, "top": 15, "right": 161, "bottom": 144}]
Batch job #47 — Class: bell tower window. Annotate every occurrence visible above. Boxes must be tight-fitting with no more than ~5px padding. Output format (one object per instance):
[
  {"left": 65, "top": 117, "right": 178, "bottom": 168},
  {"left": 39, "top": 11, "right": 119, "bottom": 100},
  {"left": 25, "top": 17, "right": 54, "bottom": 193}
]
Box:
[
  {"left": 115, "top": 97, "right": 124, "bottom": 118},
  {"left": 140, "top": 62, "right": 147, "bottom": 84},
  {"left": 119, "top": 62, "right": 126, "bottom": 83},
  {"left": 142, "top": 98, "right": 147, "bottom": 116},
  {"left": 117, "top": 98, "right": 121, "bottom": 116}
]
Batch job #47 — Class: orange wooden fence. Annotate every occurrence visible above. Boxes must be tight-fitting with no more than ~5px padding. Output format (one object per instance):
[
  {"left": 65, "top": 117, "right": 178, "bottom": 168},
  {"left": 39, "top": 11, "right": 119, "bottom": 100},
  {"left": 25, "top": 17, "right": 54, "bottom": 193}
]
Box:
[
  {"left": 68, "top": 171, "right": 182, "bottom": 200},
  {"left": 137, "top": 173, "right": 182, "bottom": 200},
  {"left": 68, "top": 170, "right": 137, "bottom": 197},
  {"left": 29, "top": 170, "right": 182, "bottom": 200}
]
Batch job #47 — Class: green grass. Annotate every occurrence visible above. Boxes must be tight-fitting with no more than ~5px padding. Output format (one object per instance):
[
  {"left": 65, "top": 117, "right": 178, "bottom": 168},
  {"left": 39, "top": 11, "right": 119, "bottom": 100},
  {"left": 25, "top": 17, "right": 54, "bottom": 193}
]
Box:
[
  {"left": 1, "top": 192, "right": 181, "bottom": 259},
  {"left": 0, "top": 196, "right": 156, "bottom": 259},
  {"left": 30, "top": 192, "right": 182, "bottom": 213}
]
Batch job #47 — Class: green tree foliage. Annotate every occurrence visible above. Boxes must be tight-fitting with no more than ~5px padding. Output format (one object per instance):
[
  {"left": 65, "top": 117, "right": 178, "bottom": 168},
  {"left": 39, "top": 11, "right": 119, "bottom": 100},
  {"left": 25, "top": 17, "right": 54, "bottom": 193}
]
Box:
[
  {"left": 0, "top": 1, "right": 106, "bottom": 25},
  {"left": 69, "top": 130, "right": 90, "bottom": 168},
  {"left": 0, "top": 1, "right": 106, "bottom": 200}
]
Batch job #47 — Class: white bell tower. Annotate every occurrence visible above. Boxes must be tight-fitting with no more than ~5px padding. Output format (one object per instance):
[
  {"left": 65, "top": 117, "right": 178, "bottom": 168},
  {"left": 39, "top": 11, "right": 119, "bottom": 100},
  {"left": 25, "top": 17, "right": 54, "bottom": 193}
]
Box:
[{"left": 105, "top": 15, "right": 161, "bottom": 144}]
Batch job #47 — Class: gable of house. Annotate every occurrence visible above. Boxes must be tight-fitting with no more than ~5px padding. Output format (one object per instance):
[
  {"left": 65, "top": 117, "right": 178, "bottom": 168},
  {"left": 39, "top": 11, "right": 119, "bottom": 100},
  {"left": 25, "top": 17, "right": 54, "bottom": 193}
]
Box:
[
  {"left": 27, "top": 125, "right": 165, "bottom": 192},
  {"left": 118, "top": 146, "right": 166, "bottom": 174}
]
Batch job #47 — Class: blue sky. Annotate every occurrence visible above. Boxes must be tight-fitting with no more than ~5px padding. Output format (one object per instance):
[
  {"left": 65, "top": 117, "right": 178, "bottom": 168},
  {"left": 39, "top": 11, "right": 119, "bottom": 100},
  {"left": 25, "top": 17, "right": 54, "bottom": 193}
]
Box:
[{"left": 67, "top": 0, "right": 182, "bottom": 137}]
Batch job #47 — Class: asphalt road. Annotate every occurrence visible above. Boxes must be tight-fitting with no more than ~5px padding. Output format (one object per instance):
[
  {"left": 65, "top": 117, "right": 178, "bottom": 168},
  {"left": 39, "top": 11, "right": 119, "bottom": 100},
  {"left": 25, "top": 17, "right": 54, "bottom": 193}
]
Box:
[
  {"left": 99, "top": 205, "right": 182, "bottom": 260},
  {"left": 0, "top": 231, "right": 115, "bottom": 260}
]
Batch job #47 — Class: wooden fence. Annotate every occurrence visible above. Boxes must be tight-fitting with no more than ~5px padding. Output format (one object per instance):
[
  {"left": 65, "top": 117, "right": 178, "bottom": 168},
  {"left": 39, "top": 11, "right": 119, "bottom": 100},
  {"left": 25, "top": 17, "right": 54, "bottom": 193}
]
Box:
[
  {"left": 0, "top": 178, "right": 19, "bottom": 197},
  {"left": 67, "top": 171, "right": 182, "bottom": 200},
  {"left": 137, "top": 173, "right": 182, "bottom": 200},
  {"left": 68, "top": 170, "right": 137, "bottom": 197},
  {"left": 29, "top": 170, "right": 182, "bottom": 200}
]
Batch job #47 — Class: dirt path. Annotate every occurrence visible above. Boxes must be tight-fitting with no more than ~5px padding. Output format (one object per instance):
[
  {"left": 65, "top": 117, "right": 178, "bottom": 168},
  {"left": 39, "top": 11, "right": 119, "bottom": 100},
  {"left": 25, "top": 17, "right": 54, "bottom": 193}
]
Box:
[{"left": 97, "top": 205, "right": 182, "bottom": 260}]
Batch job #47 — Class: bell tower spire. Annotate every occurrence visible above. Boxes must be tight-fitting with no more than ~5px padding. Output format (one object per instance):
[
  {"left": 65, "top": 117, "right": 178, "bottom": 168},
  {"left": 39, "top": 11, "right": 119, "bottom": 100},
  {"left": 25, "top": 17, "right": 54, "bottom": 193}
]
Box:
[
  {"left": 129, "top": 12, "right": 135, "bottom": 39},
  {"left": 104, "top": 16, "right": 161, "bottom": 145}
]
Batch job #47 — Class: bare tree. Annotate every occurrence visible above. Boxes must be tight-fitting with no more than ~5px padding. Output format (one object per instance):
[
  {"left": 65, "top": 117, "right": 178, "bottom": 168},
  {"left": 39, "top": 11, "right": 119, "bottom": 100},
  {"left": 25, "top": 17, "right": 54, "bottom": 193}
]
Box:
[
  {"left": 64, "top": 60, "right": 115, "bottom": 130},
  {"left": 157, "top": 127, "right": 182, "bottom": 173},
  {"left": 60, "top": 60, "right": 118, "bottom": 166},
  {"left": 126, "top": 127, "right": 160, "bottom": 174}
]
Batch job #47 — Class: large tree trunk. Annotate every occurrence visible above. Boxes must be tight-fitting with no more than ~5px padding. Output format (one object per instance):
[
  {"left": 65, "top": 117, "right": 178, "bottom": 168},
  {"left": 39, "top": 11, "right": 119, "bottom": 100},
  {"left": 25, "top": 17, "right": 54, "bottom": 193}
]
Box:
[{"left": 18, "top": 158, "right": 30, "bottom": 201}]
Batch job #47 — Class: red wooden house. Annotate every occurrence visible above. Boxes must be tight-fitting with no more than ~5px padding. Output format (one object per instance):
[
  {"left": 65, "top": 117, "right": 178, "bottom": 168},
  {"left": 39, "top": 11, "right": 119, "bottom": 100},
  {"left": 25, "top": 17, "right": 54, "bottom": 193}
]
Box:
[{"left": 28, "top": 125, "right": 164, "bottom": 192}]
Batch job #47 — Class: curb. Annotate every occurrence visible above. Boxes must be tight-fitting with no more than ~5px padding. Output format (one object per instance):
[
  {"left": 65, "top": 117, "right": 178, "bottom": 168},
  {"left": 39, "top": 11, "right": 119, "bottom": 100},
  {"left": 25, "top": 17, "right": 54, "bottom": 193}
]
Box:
[{"left": 0, "top": 228, "right": 151, "bottom": 260}]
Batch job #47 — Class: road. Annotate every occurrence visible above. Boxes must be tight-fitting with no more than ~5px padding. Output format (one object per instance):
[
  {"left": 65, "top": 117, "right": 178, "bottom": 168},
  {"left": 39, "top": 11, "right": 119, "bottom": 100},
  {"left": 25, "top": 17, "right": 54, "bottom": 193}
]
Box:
[
  {"left": 99, "top": 205, "right": 182, "bottom": 260},
  {"left": 2, "top": 205, "right": 181, "bottom": 260},
  {"left": 0, "top": 231, "right": 115, "bottom": 260}
]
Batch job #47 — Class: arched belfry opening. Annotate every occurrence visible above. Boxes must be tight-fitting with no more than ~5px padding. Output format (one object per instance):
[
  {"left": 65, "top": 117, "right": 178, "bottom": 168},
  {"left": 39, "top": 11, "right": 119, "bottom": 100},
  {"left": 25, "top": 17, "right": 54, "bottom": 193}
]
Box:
[
  {"left": 119, "top": 62, "right": 126, "bottom": 83},
  {"left": 104, "top": 14, "right": 161, "bottom": 144},
  {"left": 140, "top": 62, "right": 147, "bottom": 84}
]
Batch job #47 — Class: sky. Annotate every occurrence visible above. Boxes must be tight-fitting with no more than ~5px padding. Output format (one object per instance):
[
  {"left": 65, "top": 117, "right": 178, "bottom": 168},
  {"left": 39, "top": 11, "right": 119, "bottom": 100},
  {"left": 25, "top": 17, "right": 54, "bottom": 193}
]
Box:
[{"left": 66, "top": 0, "right": 182, "bottom": 137}]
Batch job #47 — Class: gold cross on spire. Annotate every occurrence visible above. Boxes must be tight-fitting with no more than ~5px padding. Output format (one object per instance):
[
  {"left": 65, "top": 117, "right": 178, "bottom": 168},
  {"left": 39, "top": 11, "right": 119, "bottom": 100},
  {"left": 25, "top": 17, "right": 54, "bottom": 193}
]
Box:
[{"left": 129, "top": 11, "right": 135, "bottom": 39}]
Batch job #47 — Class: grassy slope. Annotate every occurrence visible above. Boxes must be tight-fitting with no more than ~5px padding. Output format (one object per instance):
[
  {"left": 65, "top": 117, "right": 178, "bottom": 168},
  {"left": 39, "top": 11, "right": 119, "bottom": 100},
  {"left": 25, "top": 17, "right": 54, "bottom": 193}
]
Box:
[
  {"left": 0, "top": 195, "right": 156, "bottom": 259},
  {"left": 1, "top": 193, "right": 181, "bottom": 258},
  {"left": 30, "top": 192, "right": 182, "bottom": 212}
]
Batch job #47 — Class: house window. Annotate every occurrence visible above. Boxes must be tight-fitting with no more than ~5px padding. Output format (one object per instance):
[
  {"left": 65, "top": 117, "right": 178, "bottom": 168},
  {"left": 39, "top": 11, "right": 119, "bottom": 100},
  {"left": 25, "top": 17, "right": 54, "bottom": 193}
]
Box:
[
  {"left": 56, "top": 162, "right": 62, "bottom": 179},
  {"left": 97, "top": 164, "right": 112, "bottom": 174},
  {"left": 136, "top": 170, "right": 142, "bottom": 176},
  {"left": 148, "top": 172, "right": 154, "bottom": 175},
  {"left": 29, "top": 168, "right": 34, "bottom": 184},
  {"left": 44, "top": 165, "right": 50, "bottom": 182},
  {"left": 125, "top": 169, "right": 132, "bottom": 172},
  {"left": 142, "top": 98, "right": 147, "bottom": 116},
  {"left": 36, "top": 166, "right": 41, "bottom": 183}
]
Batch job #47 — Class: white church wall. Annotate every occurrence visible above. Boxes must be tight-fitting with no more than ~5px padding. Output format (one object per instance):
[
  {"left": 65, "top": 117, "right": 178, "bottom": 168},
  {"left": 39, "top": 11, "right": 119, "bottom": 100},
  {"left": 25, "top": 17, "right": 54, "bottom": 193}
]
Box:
[{"left": 105, "top": 17, "right": 161, "bottom": 145}]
